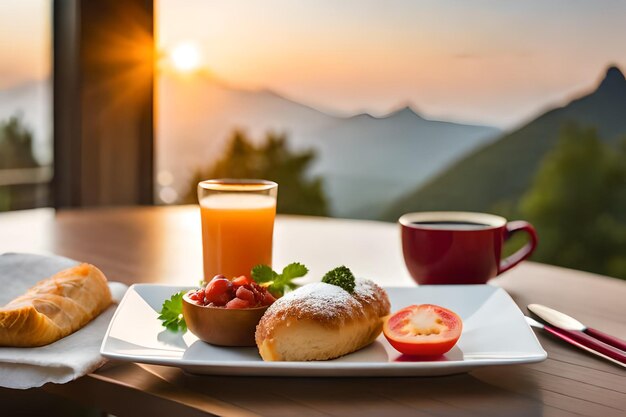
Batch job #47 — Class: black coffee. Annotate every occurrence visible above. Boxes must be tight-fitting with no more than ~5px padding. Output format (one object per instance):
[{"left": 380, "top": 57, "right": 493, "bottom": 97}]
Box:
[{"left": 412, "top": 221, "right": 491, "bottom": 230}]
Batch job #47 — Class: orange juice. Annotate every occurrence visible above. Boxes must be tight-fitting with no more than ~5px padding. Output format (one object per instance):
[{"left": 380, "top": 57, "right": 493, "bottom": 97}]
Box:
[{"left": 200, "top": 193, "right": 276, "bottom": 281}]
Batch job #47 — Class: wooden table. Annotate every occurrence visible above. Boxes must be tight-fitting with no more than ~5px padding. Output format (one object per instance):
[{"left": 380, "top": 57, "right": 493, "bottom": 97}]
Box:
[{"left": 1, "top": 206, "right": 625, "bottom": 417}]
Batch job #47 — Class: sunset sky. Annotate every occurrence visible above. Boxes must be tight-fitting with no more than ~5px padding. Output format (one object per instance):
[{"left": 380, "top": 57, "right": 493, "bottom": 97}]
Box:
[
  {"left": 157, "top": 0, "right": 626, "bottom": 128},
  {"left": 1, "top": 1, "right": 625, "bottom": 128},
  {"left": 0, "top": 0, "right": 50, "bottom": 90}
]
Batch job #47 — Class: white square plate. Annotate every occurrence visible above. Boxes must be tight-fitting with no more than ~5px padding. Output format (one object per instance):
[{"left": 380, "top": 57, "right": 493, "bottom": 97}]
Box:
[{"left": 101, "top": 284, "right": 546, "bottom": 377}]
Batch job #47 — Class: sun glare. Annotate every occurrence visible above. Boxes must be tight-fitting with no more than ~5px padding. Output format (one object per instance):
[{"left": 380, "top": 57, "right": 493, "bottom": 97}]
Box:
[{"left": 170, "top": 42, "right": 201, "bottom": 72}]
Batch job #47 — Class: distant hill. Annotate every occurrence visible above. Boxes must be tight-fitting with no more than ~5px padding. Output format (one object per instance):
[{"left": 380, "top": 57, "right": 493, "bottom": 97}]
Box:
[
  {"left": 297, "top": 106, "right": 499, "bottom": 217},
  {"left": 383, "top": 65, "right": 626, "bottom": 220},
  {"left": 157, "top": 72, "right": 336, "bottom": 199},
  {"left": 158, "top": 73, "right": 499, "bottom": 217},
  {"left": 0, "top": 74, "right": 498, "bottom": 215}
]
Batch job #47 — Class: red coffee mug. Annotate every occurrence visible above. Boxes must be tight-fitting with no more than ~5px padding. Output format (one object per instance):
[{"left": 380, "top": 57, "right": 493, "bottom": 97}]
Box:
[{"left": 399, "top": 212, "right": 538, "bottom": 285}]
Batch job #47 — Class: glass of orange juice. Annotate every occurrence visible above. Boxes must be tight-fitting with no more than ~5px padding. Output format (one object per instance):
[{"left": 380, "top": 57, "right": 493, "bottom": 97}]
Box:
[{"left": 198, "top": 179, "right": 278, "bottom": 282}]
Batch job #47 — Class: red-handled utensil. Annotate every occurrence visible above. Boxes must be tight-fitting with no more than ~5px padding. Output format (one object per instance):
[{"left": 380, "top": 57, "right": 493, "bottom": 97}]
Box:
[
  {"left": 525, "top": 316, "right": 626, "bottom": 368},
  {"left": 528, "top": 304, "right": 626, "bottom": 351}
]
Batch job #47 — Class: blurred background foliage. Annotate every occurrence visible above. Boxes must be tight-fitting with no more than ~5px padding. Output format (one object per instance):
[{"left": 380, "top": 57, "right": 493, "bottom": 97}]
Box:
[
  {"left": 182, "top": 130, "right": 329, "bottom": 216},
  {"left": 520, "top": 125, "right": 626, "bottom": 278},
  {"left": 0, "top": 117, "right": 39, "bottom": 169},
  {"left": 0, "top": 116, "right": 45, "bottom": 212}
]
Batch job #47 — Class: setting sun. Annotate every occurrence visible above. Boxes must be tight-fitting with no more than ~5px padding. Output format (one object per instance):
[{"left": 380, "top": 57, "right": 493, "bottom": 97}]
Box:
[{"left": 170, "top": 42, "right": 201, "bottom": 72}]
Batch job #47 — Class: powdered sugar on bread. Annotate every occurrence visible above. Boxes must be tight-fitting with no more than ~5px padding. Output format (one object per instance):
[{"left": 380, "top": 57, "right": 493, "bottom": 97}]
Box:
[
  {"left": 263, "top": 282, "right": 362, "bottom": 325},
  {"left": 259, "top": 279, "right": 383, "bottom": 326}
]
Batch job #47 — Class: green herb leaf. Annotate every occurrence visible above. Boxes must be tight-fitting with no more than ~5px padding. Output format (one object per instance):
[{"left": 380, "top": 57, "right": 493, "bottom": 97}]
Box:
[
  {"left": 251, "top": 262, "right": 308, "bottom": 297},
  {"left": 251, "top": 264, "right": 278, "bottom": 283},
  {"left": 158, "top": 291, "right": 187, "bottom": 332},
  {"left": 322, "top": 266, "right": 356, "bottom": 293},
  {"left": 281, "top": 262, "right": 309, "bottom": 281}
]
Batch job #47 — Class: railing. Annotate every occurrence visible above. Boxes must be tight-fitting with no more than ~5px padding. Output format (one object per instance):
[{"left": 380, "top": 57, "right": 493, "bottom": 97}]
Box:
[
  {"left": 0, "top": 166, "right": 53, "bottom": 210},
  {"left": 0, "top": 166, "right": 53, "bottom": 187}
]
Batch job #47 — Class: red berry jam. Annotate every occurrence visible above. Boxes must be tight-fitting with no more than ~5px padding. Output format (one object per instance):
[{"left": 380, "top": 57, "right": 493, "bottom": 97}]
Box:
[{"left": 189, "top": 275, "right": 276, "bottom": 309}]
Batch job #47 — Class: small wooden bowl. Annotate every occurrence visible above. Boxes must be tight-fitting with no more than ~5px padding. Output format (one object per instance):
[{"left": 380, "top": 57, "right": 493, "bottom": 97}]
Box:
[{"left": 182, "top": 292, "right": 269, "bottom": 346}]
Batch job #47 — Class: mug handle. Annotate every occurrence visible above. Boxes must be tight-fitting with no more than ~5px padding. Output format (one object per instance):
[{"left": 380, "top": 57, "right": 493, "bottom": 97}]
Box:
[{"left": 499, "top": 221, "right": 538, "bottom": 274}]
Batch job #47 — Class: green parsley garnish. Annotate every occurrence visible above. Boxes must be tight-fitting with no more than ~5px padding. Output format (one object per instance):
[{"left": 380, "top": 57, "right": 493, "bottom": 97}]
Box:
[
  {"left": 158, "top": 291, "right": 187, "bottom": 332},
  {"left": 251, "top": 262, "right": 309, "bottom": 297},
  {"left": 322, "top": 266, "right": 356, "bottom": 293}
]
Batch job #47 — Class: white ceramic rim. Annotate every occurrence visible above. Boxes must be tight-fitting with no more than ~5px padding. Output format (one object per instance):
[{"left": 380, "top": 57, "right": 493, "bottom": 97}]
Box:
[{"left": 398, "top": 211, "right": 506, "bottom": 230}]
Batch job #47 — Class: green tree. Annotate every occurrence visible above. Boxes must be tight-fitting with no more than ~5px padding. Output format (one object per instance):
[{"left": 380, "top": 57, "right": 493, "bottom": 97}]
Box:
[
  {"left": 0, "top": 116, "right": 39, "bottom": 169},
  {"left": 183, "top": 130, "right": 329, "bottom": 216},
  {"left": 0, "top": 116, "right": 42, "bottom": 211},
  {"left": 520, "top": 124, "right": 626, "bottom": 279}
]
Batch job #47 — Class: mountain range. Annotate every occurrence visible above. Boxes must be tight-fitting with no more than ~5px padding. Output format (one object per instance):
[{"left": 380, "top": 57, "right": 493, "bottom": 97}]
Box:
[
  {"left": 295, "top": 106, "right": 499, "bottom": 217},
  {"left": 0, "top": 74, "right": 499, "bottom": 216},
  {"left": 158, "top": 73, "right": 500, "bottom": 217},
  {"left": 383, "top": 65, "right": 626, "bottom": 220}
]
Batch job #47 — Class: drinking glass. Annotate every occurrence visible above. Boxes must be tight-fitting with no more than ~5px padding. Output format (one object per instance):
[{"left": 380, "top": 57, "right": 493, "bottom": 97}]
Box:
[{"left": 198, "top": 179, "right": 278, "bottom": 282}]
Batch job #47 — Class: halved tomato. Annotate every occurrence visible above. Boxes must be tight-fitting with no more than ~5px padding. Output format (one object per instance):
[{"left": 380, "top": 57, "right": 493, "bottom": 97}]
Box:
[{"left": 383, "top": 304, "right": 462, "bottom": 356}]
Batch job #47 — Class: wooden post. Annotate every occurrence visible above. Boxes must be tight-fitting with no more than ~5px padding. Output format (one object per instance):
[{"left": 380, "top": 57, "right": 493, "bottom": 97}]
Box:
[{"left": 53, "top": 0, "right": 154, "bottom": 207}]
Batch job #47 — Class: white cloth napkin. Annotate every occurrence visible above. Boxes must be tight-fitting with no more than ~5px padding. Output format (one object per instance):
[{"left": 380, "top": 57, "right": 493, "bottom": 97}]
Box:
[{"left": 0, "top": 253, "right": 127, "bottom": 389}]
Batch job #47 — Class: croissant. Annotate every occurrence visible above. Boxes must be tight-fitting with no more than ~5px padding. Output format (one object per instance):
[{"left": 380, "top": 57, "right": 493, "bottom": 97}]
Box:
[
  {"left": 256, "top": 278, "right": 390, "bottom": 361},
  {"left": 0, "top": 263, "right": 112, "bottom": 347}
]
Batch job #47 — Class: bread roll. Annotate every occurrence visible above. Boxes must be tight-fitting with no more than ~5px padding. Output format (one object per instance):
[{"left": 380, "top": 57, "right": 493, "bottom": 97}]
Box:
[
  {"left": 256, "top": 279, "right": 390, "bottom": 361},
  {"left": 0, "top": 263, "right": 112, "bottom": 347}
]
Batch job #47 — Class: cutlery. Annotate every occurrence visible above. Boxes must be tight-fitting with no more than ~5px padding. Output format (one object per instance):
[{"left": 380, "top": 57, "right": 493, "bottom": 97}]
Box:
[
  {"left": 528, "top": 304, "right": 626, "bottom": 351},
  {"left": 525, "top": 316, "right": 626, "bottom": 368}
]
